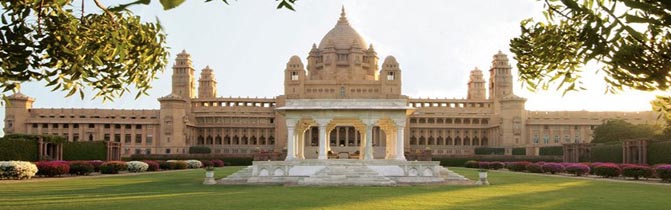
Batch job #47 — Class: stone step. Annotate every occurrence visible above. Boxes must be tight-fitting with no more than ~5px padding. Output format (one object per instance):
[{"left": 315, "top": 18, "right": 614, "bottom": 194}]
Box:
[{"left": 298, "top": 165, "right": 397, "bottom": 186}]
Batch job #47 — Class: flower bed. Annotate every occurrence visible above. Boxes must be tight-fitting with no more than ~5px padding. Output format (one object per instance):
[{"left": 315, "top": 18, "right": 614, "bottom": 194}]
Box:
[
  {"left": 211, "top": 159, "right": 225, "bottom": 167},
  {"left": 126, "top": 161, "right": 149, "bottom": 173},
  {"left": 564, "top": 163, "right": 590, "bottom": 176},
  {"left": 184, "top": 160, "right": 203, "bottom": 169},
  {"left": 505, "top": 161, "right": 531, "bottom": 172},
  {"left": 36, "top": 161, "right": 70, "bottom": 177},
  {"left": 99, "top": 161, "right": 128, "bottom": 174},
  {"left": 526, "top": 163, "right": 543, "bottom": 173},
  {"left": 621, "top": 164, "right": 653, "bottom": 180},
  {"left": 464, "top": 160, "right": 479, "bottom": 168},
  {"left": 89, "top": 160, "right": 104, "bottom": 172},
  {"left": 541, "top": 163, "right": 564, "bottom": 174},
  {"left": 142, "top": 160, "right": 160, "bottom": 171},
  {"left": 69, "top": 161, "right": 94, "bottom": 175},
  {"left": 167, "top": 160, "right": 188, "bottom": 169},
  {"left": 0, "top": 161, "right": 38, "bottom": 180},
  {"left": 594, "top": 163, "right": 622, "bottom": 178},
  {"left": 655, "top": 164, "right": 671, "bottom": 182}
]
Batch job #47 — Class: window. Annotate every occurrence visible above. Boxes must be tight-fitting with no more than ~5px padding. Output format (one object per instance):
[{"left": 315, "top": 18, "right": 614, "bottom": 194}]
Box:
[
  {"left": 115, "top": 124, "right": 121, "bottom": 129},
  {"left": 291, "top": 71, "right": 298, "bottom": 80},
  {"left": 88, "top": 123, "right": 95, "bottom": 128},
  {"left": 136, "top": 125, "right": 142, "bottom": 129},
  {"left": 73, "top": 124, "right": 79, "bottom": 128},
  {"left": 32, "top": 124, "right": 38, "bottom": 128},
  {"left": 135, "top": 149, "right": 142, "bottom": 155},
  {"left": 53, "top": 123, "right": 59, "bottom": 128},
  {"left": 533, "top": 135, "right": 539, "bottom": 144},
  {"left": 165, "top": 148, "right": 171, "bottom": 154},
  {"left": 73, "top": 133, "right": 79, "bottom": 142},
  {"left": 543, "top": 136, "right": 549, "bottom": 144},
  {"left": 554, "top": 135, "right": 560, "bottom": 143},
  {"left": 136, "top": 134, "right": 142, "bottom": 144},
  {"left": 124, "top": 134, "right": 131, "bottom": 144},
  {"left": 104, "top": 124, "right": 111, "bottom": 129},
  {"left": 387, "top": 72, "right": 395, "bottom": 80},
  {"left": 63, "top": 124, "right": 69, "bottom": 128},
  {"left": 104, "top": 134, "right": 110, "bottom": 141},
  {"left": 340, "top": 87, "right": 345, "bottom": 97},
  {"left": 114, "top": 134, "right": 121, "bottom": 142},
  {"left": 146, "top": 135, "right": 153, "bottom": 145},
  {"left": 42, "top": 123, "right": 48, "bottom": 128},
  {"left": 88, "top": 134, "right": 93, "bottom": 141},
  {"left": 125, "top": 124, "right": 131, "bottom": 129},
  {"left": 145, "top": 149, "right": 151, "bottom": 155}
]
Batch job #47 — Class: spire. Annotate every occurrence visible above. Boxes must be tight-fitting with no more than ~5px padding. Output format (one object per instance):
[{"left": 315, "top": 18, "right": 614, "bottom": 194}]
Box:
[{"left": 338, "top": 6, "right": 349, "bottom": 24}]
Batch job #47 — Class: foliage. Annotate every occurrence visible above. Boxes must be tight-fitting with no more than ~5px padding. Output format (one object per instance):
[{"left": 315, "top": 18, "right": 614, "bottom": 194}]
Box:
[
  {"left": 526, "top": 163, "right": 544, "bottom": 173},
  {"left": 592, "top": 119, "right": 657, "bottom": 143},
  {"left": 464, "top": 160, "right": 479, "bottom": 168},
  {"left": 36, "top": 161, "right": 70, "bottom": 177},
  {"left": 158, "top": 160, "right": 174, "bottom": 170},
  {"left": 488, "top": 161, "right": 505, "bottom": 170},
  {"left": 211, "top": 159, "right": 225, "bottom": 167},
  {"left": 505, "top": 161, "right": 531, "bottom": 172},
  {"left": 200, "top": 160, "right": 213, "bottom": 167},
  {"left": 564, "top": 163, "right": 590, "bottom": 176},
  {"left": 184, "top": 160, "right": 203, "bottom": 169},
  {"left": 142, "top": 160, "right": 160, "bottom": 171},
  {"left": 647, "top": 140, "right": 671, "bottom": 164},
  {"left": 0, "top": 139, "right": 37, "bottom": 161},
  {"left": 474, "top": 147, "right": 505, "bottom": 155},
  {"left": 63, "top": 141, "right": 107, "bottom": 160},
  {"left": 0, "top": 161, "right": 37, "bottom": 180},
  {"left": 126, "top": 161, "right": 149, "bottom": 173},
  {"left": 129, "top": 154, "right": 254, "bottom": 166},
  {"left": 478, "top": 161, "right": 491, "bottom": 169},
  {"left": 99, "top": 161, "right": 127, "bottom": 174},
  {"left": 167, "top": 160, "right": 188, "bottom": 169},
  {"left": 621, "top": 164, "right": 653, "bottom": 180},
  {"left": 512, "top": 148, "right": 526, "bottom": 156},
  {"left": 539, "top": 146, "right": 563, "bottom": 156},
  {"left": 654, "top": 164, "right": 671, "bottom": 182},
  {"left": 541, "top": 163, "right": 564, "bottom": 174},
  {"left": 590, "top": 144, "right": 623, "bottom": 163},
  {"left": 511, "top": 0, "right": 671, "bottom": 119},
  {"left": 594, "top": 163, "right": 622, "bottom": 178},
  {"left": 89, "top": 160, "right": 104, "bottom": 172},
  {"left": 68, "top": 161, "right": 94, "bottom": 176},
  {"left": 188, "top": 146, "right": 212, "bottom": 154}
]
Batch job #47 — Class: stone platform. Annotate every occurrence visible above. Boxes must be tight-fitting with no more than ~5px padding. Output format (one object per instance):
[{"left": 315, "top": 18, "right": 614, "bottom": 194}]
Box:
[{"left": 219, "top": 159, "right": 472, "bottom": 186}]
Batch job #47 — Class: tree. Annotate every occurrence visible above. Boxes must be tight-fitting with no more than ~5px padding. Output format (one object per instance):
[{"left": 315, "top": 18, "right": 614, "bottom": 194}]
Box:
[
  {"left": 592, "top": 119, "right": 657, "bottom": 143},
  {"left": 0, "top": 0, "right": 296, "bottom": 102},
  {"left": 510, "top": 0, "right": 671, "bottom": 119}
]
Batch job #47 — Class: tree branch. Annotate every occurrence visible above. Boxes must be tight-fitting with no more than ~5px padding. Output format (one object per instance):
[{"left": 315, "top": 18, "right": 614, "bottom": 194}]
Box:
[{"left": 93, "top": 0, "right": 116, "bottom": 24}]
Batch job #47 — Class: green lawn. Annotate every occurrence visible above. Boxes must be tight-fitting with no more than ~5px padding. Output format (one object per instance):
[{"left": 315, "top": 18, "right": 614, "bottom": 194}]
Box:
[{"left": 1, "top": 167, "right": 668, "bottom": 210}]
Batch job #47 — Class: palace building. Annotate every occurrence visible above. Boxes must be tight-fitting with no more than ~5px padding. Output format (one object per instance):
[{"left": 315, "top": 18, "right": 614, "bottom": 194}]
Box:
[{"left": 3, "top": 8, "right": 659, "bottom": 159}]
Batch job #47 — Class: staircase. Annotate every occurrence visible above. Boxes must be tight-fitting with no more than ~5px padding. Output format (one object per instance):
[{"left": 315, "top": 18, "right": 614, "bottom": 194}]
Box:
[
  {"left": 218, "top": 166, "right": 253, "bottom": 184},
  {"left": 298, "top": 165, "right": 396, "bottom": 186}
]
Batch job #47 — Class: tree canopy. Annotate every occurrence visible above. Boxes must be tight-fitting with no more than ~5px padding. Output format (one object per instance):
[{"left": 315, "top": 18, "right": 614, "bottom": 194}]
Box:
[
  {"left": 509, "top": 0, "right": 671, "bottom": 119},
  {"left": 591, "top": 119, "right": 658, "bottom": 143}
]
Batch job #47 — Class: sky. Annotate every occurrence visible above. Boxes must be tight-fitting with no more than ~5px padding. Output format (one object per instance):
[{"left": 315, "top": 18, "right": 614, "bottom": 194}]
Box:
[{"left": 0, "top": 0, "right": 662, "bottom": 136}]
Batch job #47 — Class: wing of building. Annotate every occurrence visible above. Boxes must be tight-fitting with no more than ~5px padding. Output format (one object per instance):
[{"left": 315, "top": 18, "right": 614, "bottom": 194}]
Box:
[{"left": 3, "top": 8, "right": 659, "bottom": 158}]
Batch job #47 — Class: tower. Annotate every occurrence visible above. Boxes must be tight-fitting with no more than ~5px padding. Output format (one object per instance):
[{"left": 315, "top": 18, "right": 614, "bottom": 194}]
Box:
[
  {"left": 488, "top": 51, "right": 513, "bottom": 100},
  {"left": 380, "top": 56, "right": 402, "bottom": 96},
  {"left": 3, "top": 92, "right": 34, "bottom": 135},
  {"left": 467, "top": 67, "right": 487, "bottom": 100},
  {"left": 284, "top": 55, "right": 306, "bottom": 98},
  {"left": 198, "top": 66, "right": 217, "bottom": 99},
  {"left": 172, "top": 50, "right": 196, "bottom": 99}
]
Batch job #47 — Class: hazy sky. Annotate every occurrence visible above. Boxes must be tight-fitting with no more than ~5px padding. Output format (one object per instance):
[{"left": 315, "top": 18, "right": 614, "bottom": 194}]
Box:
[{"left": 0, "top": 0, "right": 661, "bottom": 136}]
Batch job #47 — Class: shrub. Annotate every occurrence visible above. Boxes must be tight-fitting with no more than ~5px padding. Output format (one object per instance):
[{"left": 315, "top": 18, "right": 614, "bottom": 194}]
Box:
[
  {"left": 126, "top": 161, "right": 149, "bottom": 173},
  {"left": 200, "top": 160, "right": 213, "bottom": 167},
  {"left": 167, "top": 160, "right": 188, "bottom": 169},
  {"left": 564, "top": 163, "right": 590, "bottom": 176},
  {"left": 505, "top": 161, "right": 531, "bottom": 172},
  {"left": 464, "top": 160, "right": 479, "bottom": 168},
  {"left": 0, "top": 161, "right": 38, "bottom": 180},
  {"left": 0, "top": 139, "right": 38, "bottom": 161},
  {"left": 648, "top": 141, "right": 671, "bottom": 165},
  {"left": 211, "top": 159, "right": 225, "bottom": 167},
  {"left": 488, "top": 161, "right": 505, "bottom": 170},
  {"left": 654, "top": 164, "right": 671, "bottom": 182},
  {"left": 478, "top": 161, "right": 491, "bottom": 169},
  {"left": 36, "top": 161, "right": 70, "bottom": 177},
  {"left": 188, "top": 146, "right": 212, "bottom": 154},
  {"left": 526, "top": 163, "right": 543, "bottom": 173},
  {"left": 512, "top": 148, "right": 526, "bottom": 155},
  {"left": 594, "top": 163, "right": 622, "bottom": 178},
  {"left": 143, "top": 160, "right": 160, "bottom": 171},
  {"left": 541, "top": 163, "right": 565, "bottom": 174},
  {"left": 591, "top": 144, "right": 623, "bottom": 163},
  {"left": 474, "top": 147, "right": 505, "bottom": 155},
  {"left": 158, "top": 160, "right": 174, "bottom": 170},
  {"left": 89, "top": 160, "right": 104, "bottom": 172},
  {"left": 68, "top": 161, "right": 94, "bottom": 175},
  {"left": 62, "top": 141, "right": 106, "bottom": 160},
  {"left": 185, "top": 160, "right": 203, "bottom": 169},
  {"left": 621, "top": 164, "right": 653, "bottom": 180},
  {"left": 99, "top": 161, "right": 128, "bottom": 174}
]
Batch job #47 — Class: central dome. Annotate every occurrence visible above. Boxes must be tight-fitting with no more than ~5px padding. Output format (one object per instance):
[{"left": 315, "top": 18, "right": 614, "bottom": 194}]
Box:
[{"left": 318, "top": 7, "right": 368, "bottom": 49}]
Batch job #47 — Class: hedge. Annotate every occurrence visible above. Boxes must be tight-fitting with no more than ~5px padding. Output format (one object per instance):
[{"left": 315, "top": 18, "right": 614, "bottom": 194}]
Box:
[
  {"left": 512, "top": 148, "right": 526, "bottom": 156},
  {"left": 590, "top": 144, "right": 623, "bottom": 163},
  {"left": 474, "top": 147, "right": 505, "bottom": 155},
  {"left": 648, "top": 141, "right": 671, "bottom": 165},
  {"left": 63, "top": 141, "right": 107, "bottom": 160},
  {"left": 0, "top": 139, "right": 38, "bottom": 161},
  {"left": 539, "top": 146, "right": 563, "bottom": 156},
  {"left": 129, "top": 154, "right": 254, "bottom": 166},
  {"left": 188, "top": 146, "right": 212, "bottom": 154},
  {"left": 3, "top": 134, "right": 67, "bottom": 143},
  {"left": 434, "top": 155, "right": 562, "bottom": 167}
]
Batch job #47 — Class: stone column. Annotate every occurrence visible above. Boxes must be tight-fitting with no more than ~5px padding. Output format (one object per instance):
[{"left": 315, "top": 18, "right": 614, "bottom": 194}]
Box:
[
  {"left": 394, "top": 119, "right": 407, "bottom": 161},
  {"left": 285, "top": 119, "right": 297, "bottom": 161},
  {"left": 297, "top": 128, "right": 305, "bottom": 159},
  {"left": 316, "top": 119, "right": 330, "bottom": 160},
  {"left": 362, "top": 119, "right": 376, "bottom": 160}
]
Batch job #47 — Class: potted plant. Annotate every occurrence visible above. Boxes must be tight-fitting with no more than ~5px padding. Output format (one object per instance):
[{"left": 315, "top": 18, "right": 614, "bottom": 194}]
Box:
[
  {"left": 203, "top": 166, "right": 216, "bottom": 185},
  {"left": 476, "top": 169, "right": 490, "bottom": 185}
]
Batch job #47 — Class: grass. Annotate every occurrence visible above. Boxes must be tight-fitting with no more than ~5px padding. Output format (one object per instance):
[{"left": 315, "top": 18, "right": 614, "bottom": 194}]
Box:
[{"left": 1, "top": 167, "right": 669, "bottom": 210}]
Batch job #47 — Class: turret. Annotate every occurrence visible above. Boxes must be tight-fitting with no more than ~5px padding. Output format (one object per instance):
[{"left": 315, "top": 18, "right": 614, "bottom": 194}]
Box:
[
  {"left": 3, "top": 92, "right": 34, "bottom": 135},
  {"left": 488, "top": 50, "right": 513, "bottom": 100},
  {"left": 467, "top": 67, "right": 487, "bottom": 100},
  {"left": 380, "top": 56, "right": 402, "bottom": 96},
  {"left": 171, "top": 50, "right": 196, "bottom": 99},
  {"left": 198, "top": 66, "right": 217, "bottom": 99},
  {"left": 284, "top": 55, "right": 306, "bottom": 98}
]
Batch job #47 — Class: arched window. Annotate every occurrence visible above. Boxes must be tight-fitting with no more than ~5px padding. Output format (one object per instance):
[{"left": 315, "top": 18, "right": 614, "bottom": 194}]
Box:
[
  {"left": 197, "top": 136, "right": 205, "bottom": 145},
  {"left": 481, "top": 137, "right": 488, "bottom": 146},
  {"left": 269, "top": 136, "right": 275, "bottom": 145},
  {"left": 233, "top": 135, "right": 239, "bottom": 145},
  {"left": 242, "top": 136, "right": 248, "bottom": 145},
  {"left": 455, "top": 137, "right": 461, "bottom": 146},
  {"left": 250, "top": 136, "right": 257, "bottom": 145},
  {"left": 428, "top": 137, "right": 434, "bottom": 145},
  {"left": 215, "top": 135, "right": 222, "bottom": 145},
  {"left": 224, "top": 135, "right": 231, "bottom": 145},
  {"left": 464, "top": 137, "right": 470, "bottom": 146},
  {"left": 410, "top": 136, "right": 417, "bottom": 145},
  {"left": 437, "top": 137, "right": 443, "bottom": 145},
  {"left": 260, "top": 136, "right": 266, "bottom": 145},
  {"left": 206, "top": 135, "right": 213, "bottom": 144},
  {"left": 473, "top": 137, "right": 479, "bottom": 146},
  {"left": 446, "top": 136, "right": 452, "bottom": 145}
]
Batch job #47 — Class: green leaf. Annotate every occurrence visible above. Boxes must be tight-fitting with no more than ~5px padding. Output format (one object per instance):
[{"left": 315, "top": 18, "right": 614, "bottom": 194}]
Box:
[{"left": 159, "top": 0, "right": 186, "bottom": 10}]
